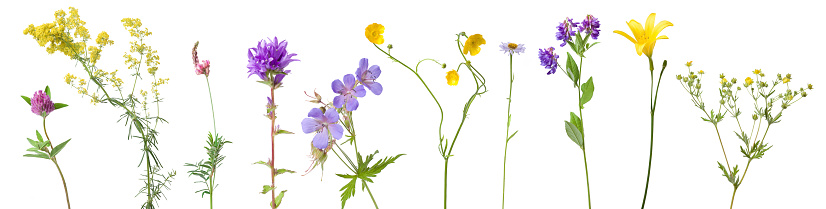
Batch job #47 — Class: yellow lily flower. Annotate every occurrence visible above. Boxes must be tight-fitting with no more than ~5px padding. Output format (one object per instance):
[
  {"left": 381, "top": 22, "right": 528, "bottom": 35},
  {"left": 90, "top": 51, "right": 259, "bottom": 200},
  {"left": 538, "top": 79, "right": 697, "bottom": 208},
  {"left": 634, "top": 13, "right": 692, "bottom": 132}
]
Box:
[{"left": 614, "top": 13, "right": 673, "bottom": 58}]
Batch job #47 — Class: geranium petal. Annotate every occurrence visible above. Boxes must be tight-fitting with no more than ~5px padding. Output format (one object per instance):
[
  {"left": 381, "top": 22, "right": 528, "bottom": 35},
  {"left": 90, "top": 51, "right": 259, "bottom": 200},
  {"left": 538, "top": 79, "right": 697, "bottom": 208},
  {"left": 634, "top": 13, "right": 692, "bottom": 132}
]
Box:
[
  {"left": 332, "top": 79, "right": 345, "bottom": 94},
  {"left": 312, "top": 129, "right": 329, "bottom": 150},
  {"left": 301, "top": 118, "right": 321, "bottom": 134},
  {"left": 366, "top": 82, "right": 382, "bottom": 95},
  {"left": 323, "top": 108, "right": 340, "bottom": 123},
  {"left": 329, "top": 124, "right": 344, "bottom": 140},
  {"left": 368, "top": 65, "right": 381, "bottom": 79},
  {"left": 354, "top": 85, "right": 367, "bottom": 97},
  {"left": 333, "top": 95, "right": 345, "bottom": 109},
  {"left": 346, "top": 97, "right": 359, "bottom": 111},
  {"left": 308, "top": 108, "right": 323, "bottom": 118},
  {"left": 344, "top": 74, "right": 356, "bottom": 89}
]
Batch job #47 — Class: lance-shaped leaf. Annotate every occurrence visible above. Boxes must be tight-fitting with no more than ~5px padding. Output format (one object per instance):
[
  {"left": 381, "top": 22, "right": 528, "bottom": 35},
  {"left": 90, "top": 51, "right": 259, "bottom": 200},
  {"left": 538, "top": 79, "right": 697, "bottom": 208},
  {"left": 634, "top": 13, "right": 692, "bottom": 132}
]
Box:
[
  {"left": 49, "top": 139, "right": 71, "bottom": 157},
  {"left": 565, "top": 121, "right": 584, "bottom": 149}
]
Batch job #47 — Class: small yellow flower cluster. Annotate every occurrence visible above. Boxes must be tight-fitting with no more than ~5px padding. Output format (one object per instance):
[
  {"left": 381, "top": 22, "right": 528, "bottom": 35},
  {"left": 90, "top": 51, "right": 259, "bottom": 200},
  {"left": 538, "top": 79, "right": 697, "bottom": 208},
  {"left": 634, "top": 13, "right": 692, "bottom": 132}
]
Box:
[
  {"left": 96, "top": 31, "right": 114, "bottom": 46},
  {"left": 753, "top": 69, "right": 765, "bottom": 77},
  {"left": 782, "top": 73, "right": 791, "bottom": 84},
  {"left": 121, "top": 18, "right": 152, "bottom": 38},
  {"left": 22, "top": 7, "right": 96, "bottom": 58},
  {"left": 65, "top": 73, "right": 77, "bottom": 85},
  {"left": 685, "top": 61, "right": 693, "bottom": 67},
  {"left": 150, "top": 78, "right": 170, "bottom": 97}
]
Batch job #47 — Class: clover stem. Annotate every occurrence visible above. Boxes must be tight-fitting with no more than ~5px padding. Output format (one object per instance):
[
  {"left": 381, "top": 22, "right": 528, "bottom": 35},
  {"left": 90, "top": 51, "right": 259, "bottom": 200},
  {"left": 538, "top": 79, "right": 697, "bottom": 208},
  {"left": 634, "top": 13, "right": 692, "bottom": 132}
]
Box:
[{"left": 44, "top": 119, "right": 70, "bottom": 209}]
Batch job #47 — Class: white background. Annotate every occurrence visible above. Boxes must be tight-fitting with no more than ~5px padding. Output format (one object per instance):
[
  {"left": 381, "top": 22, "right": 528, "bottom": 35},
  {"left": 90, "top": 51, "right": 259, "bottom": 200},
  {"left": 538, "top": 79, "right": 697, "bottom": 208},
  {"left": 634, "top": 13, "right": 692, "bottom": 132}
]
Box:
[{"left": 2, "top": 0, "right": 824, "bottom": 208}]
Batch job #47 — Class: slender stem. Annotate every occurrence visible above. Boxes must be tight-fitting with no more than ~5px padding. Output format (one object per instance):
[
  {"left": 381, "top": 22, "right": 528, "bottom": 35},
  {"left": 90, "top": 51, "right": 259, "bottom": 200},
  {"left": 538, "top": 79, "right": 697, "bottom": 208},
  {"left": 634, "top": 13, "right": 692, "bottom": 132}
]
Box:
[
  {"left": 210, "top": 169, "right": 214, "bottom": 209},
  {"left": 729, "top": 187, "right": 738, "bottom": 209},
  {"left": 641, "top": 56, "right": 655, "bottom": 209},
  {"left": 583, "top": 149, "right": 592, "bottom": 209},
  {"left": 44, "top": 119, "right": 70, "bottom": 209},
  {"left": 502, "top": 54, "right": 514, "bottom": 209},
  {"left": 444, "top": 159, "right": 449, "bottom": 209},
  {"left": 270, "top": 88, "right": 276, "bottom": 209},
  {"left": 713, "top": 125, "right": 732, "bottom": 171},
  {"left": 206, "top": 77, "right": 217, "bottom": 134},
  {"left": 363, "top": 180, "right": 380, "bottom": 209},
  {"left": 330, "top": 147, "right": 356, "bottom": 173}
]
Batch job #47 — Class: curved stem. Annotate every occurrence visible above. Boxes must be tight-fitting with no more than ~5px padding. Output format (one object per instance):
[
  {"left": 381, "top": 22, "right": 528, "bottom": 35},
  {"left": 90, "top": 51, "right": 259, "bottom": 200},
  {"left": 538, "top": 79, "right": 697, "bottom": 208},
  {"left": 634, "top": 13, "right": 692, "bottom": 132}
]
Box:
[
  {"left": 729, "top": 187, "right": 738, "bottom": 209},
  {"left": 206, "top": 77, "right": 217, "bottom": 134},
  {"left": 363, "top": 180, "right": 380, "bottom": 209},
  {"left": 641, "top": 56, "right": 655, "bottom": 209},
  {"left": 502, "top": 54, "right": 513, "bottom": 209},
  {"left": 583, "top": 149, "right": 592, "bottom": 209},
  {"left": 713, "top": 125, "right": 732, "bottom": 171},
  {"left": 44, "top": 119, "right": 70, "bottom": 209}
]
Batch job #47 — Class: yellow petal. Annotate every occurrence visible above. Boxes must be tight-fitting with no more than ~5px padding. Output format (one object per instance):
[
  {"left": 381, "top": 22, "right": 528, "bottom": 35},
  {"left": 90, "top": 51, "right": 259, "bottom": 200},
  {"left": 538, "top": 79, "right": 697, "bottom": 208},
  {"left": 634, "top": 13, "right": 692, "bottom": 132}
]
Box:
[
  {"left": 614, "top": 30, "right": 637, "bottom": 44},
  {"left": 627, "top": 20, "right": 645, "bottom": 42},
  {"left": 643, "top": 40, "right": 657, "bottom": 57},
  {"left": 651, "top": 20, "right": 673, "bottom": 38},
  {"left": 645, "top": 13, "right": 656, "bottom": 37},
  {"left": 635, "top": 42, "right": 645, "bottom": 56},
  {"left": 656, "top": 35, "right": 669, "bottom": 40}
]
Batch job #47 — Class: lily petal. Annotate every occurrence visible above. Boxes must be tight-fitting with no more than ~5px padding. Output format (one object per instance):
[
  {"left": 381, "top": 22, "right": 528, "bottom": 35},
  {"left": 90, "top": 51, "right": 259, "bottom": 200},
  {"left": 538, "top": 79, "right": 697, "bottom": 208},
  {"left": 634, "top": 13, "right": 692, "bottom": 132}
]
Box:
[
  {"left": 635, "top": 42, "right": 645, "bottom": 56},
  {"left": 652, "top": 20, "right": 673, "bottom": 38},
  {"left": 645, "top": 13, "right": 656, "bottom": 37},
  {"left": 656, "top": 35, "right": 669, "bottom": 40},
  {"left": 627, "top": 20, "right": 644, "bottom": 42},
  {"left": 614, "top": 30, "right": 637, "bottom": 44}
]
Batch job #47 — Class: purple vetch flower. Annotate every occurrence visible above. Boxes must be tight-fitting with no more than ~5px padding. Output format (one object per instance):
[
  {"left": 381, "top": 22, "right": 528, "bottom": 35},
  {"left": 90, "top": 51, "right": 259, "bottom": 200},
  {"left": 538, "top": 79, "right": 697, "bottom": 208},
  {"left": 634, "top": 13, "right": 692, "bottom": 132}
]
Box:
[
  {"left": 246, "top": 36, "right": 299, "bottom": 84},
  {"left": 539, "top": 47, "right": 560, "bottom": 75},
  {"left": 301, "top": 108, "right": 344, "bottom": 150},
  {"left": 578, "top": 14, "right": 601, "bottom": 40},
  {"left": 332, "top": 74, "right": 367, "bottom": 111},
  {"left": 355, "top": 58, "right": 383, "bottom": 95},
  {"left": 555, "top": 17, "right": 579, "bottom": 47},
  {"left": 31, "top": 90, "right": 55, "bottom": 117}
]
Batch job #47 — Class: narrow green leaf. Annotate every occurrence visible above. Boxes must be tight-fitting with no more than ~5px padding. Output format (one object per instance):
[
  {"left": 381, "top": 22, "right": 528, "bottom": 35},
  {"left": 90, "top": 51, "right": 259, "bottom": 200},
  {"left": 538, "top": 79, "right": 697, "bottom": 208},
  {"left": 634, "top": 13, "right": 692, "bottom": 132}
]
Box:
[
  {"left": 274, "top": 190, "right": 287, "bottom": 208},
  {"left": 54, "top": 103, "right": 69, "bottom": 110},
  {"left": 276, "top": 129, "right": 294, "bottom": 135},
  {"left": 276, "top": 168, "right": 296, "bottom": 175},
  {"left": 580, "top": 77, "right": 595, "bottom": 108},
  {"left": 261, "top": 185, "right": 275, "bottom": 194},
  {"left": 339, "top": 178, "right": 357, "bottom": 209},
  {"left": 45, "top": 86, "right": 51, "bottom": 97},
  {"left": 564, "top": 121, "right": 584, "bottom": 149},
  {"left": 50, "top": 139, "right": 71, "bottom": 157},
  {"left": 26, "top": 138, "right": 38, "bottom": 147},
  {"left": 506, "top": 130, "right": 518, "bottom": 143},
  {"left": 21, "top": 96, "right": 32, "bottom": 105},
  {"left": 35, "top": 130, "right": 44, "bottom": 142},
  {"left": 24, "top": 153, "right": 51, "bottom": 159},
  {"left": 565, "top": 52, "right": 580, "bottom": 85}
]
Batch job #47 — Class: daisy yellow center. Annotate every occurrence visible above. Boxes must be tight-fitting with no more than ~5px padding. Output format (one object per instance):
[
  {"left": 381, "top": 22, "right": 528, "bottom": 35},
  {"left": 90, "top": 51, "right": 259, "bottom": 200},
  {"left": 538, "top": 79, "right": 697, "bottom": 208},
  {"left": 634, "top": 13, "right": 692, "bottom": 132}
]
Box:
[{"left": 507, "top": 43, "right": 518, "bottom": 50}]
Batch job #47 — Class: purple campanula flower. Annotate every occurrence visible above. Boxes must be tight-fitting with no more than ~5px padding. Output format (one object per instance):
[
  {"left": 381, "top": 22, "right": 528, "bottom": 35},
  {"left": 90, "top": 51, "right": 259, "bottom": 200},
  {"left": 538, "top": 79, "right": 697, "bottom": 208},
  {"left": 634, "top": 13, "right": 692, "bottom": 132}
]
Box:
[
  {"left": 332, "top": 74, "right": 367, "bottom": 111},
  {"left": 579, "top": 14, "right": 601, "bottom": 40},
  {"left": 355, "top": 58, "right": 383, "bottom": 95},
  {"left": 246, "top": 36, "right": 299, "bottom": 84},
  {"left": 31, "top": 90, "right": 55, "bottom": 118},
  {"left": 555, "top": 17, "right": 579, "bottom": 47},
  {"left": 539, "top": 47, "right": 560, "bottom": 75},
  {"left": 301, "top": 108, "right": 344, "bottom": 150}
]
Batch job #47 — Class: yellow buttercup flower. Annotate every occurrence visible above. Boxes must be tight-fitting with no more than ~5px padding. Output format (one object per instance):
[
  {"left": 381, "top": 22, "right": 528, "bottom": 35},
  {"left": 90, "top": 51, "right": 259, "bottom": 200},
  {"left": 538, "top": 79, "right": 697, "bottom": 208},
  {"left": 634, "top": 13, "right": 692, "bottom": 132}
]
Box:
[
  {"left": 463, "top": 34, "right": 486, "bottom": 56},
  {"left": 446, "top": 70, "right": 459, "bottom": 86},
  {"left": 745, "top": 77, "right": 753, "bottom": 86},
  {"left": 721, "top": 78, "right": 728, "bottom": 85},
  {"left": 614, "top": 13, "right": 673, "bottom": 58},
  {"left": 698, "top": 70, "right": 704, "bottom": 75},
  {"left": 685, "top": 61, "right": 693, "bottom": 67},
  {"left": 783, "top": 77, "right": 790, "bottom": 83},
  {"left": 753, "top": 69, "right": 761, "bottom": 75},
  {"left": 365, "top": 23, "right": 385, "bottom": 45}
]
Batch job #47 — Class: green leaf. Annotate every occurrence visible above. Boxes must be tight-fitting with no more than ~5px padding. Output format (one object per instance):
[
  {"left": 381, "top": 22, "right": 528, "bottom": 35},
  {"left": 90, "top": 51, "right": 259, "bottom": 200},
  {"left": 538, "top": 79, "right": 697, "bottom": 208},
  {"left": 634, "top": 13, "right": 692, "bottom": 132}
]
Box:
[
  {"left": 45, "top": 86, "right": 51, "bottom": 97},
  {"left": 24, "top": 153, "right": 51, "bottom": 159},
  {"left": 569, "top": 112, "right": 583, "bottom": 134},
  {"left": 274, "top": 190, "right": 287, "bottom": 208},
  {"left": 26, "top": 138, "right": 38, "bottom": 148},
  {"left": 35, "top": 130, "right": 44, "bottom": 142},
  {"left": 50, "top": 139, "right": 71, "bottom": 157},
  {"left": 276, "top": 168, "right": 296, "bottom": 175},
  {"left": 21, "top": 96, "right": 32, "bottom": 105},
  {"left": 565, "top": 52, "right": 580, "bottom": 85},
  {"left": 276, "top": 129, "right": 294, "bottom": 135},
  {"left": 580, "top": 77, "right": 595, "bottom": 109},
  {"left": 262, "top": 185, "right": 275, "bottom": 194},
  {"left": 339, "top": 177, "right": 357, "bottom": 209},
  {"left": 54, "top": 103, "right": 69, "bottom": 110},
  {"left": 506, "top": 130, "right": 518, "bottom": 143},
  {"left": 564, "top": 121, "right": 584, "bottom": 149}
]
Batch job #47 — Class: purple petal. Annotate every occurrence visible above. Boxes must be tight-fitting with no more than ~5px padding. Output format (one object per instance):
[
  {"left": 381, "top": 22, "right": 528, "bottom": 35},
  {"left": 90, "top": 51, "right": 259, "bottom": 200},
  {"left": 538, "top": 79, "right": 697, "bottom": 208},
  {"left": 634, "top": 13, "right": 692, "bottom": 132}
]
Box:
[
  {"left": 343, "top": 74, "right": 356, "bottom": 89},
  {"left": 323, "top": 108, "right": 340, "bottom": 123},
  {"left": 308, "top": 108, "right": 323, "bottom": 118},
  {"left": 312, "top": 129, "right": 329, "bottom": 150},
  {"left": 329, "top": 124, "right": 344, "bottom": 140},
  {"left": 353, "top": 85, "right": 367, "bottom": 97},
  {"left": 345, "top": 97, "right": 359, "bottom": 111},
  {"left": 356, "top": 58, "right": 369, "bottom": 82},
  {"left": 365, "top": 82, "right": 383, "bottom": 95},
  {"left": 333, "top": 95, "right": 345, "bottom": 109},
  {"left": 367, "top": 65, "right": 381, "bottom": 79},
  {"left": 332, "top": 79, "right": 345, "bottom": 94},
  {"left": 301, "top": 118, "right": 322, "bottom": 134}
]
